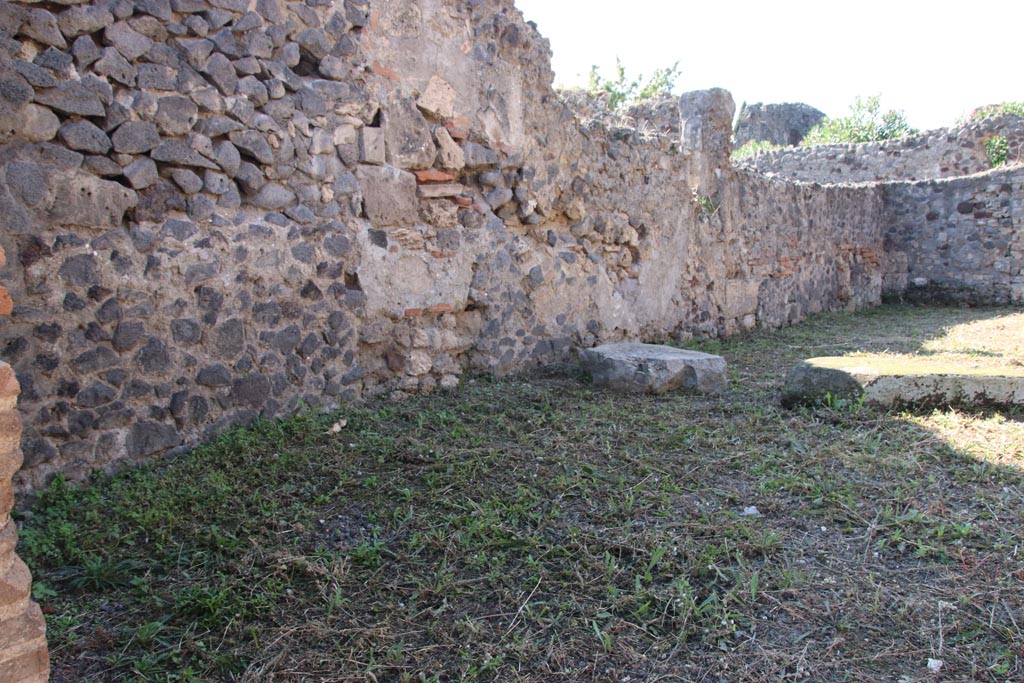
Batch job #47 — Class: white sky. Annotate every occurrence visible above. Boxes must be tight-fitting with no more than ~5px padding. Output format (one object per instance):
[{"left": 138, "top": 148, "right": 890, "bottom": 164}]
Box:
[{"left": 513, "top": 0, "right": 1023, "bottom": 131}]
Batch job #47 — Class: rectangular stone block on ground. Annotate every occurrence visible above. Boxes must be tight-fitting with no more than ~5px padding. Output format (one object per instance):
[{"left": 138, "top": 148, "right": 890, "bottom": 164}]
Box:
[{"left": 578, "top": 343, "right": 727, "bottom": 395}]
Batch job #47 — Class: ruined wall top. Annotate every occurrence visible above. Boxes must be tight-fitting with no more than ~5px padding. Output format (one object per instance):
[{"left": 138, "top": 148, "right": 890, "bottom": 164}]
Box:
[{"left": 736, "top": 112, "right": 1024, "bottom": 183}]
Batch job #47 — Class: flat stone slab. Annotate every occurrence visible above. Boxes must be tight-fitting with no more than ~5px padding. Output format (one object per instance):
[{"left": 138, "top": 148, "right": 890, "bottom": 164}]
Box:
[
  {"left": 782, "top": 355, "right": 1024, "bottom": 409},
  {"left": 578, "top": 343, "right": 727, "bottom": 394}
]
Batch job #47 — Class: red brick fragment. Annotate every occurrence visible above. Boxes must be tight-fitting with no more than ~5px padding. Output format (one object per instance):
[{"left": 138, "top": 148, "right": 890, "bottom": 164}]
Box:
[
  {"left": 427, "top": 304, "right": 454, "bottom": 314},
  {"left": 414, "top": 169, "right": 456, "bottom": 184},
  {"left": 0, "top": 287, "right": 11, "bottom": 317},
  {"left": 404, "top": 308, "right": 423, "bottom": 318},
  {"left": 444, "top": 121, "right": 469, "bottom": 140}
]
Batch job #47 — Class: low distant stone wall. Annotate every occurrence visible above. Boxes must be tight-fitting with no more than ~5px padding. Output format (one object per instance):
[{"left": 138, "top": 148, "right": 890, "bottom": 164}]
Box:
[
  {"left": 883, "top": 167, "right": 1024, "bottom": 304},
  {"left": 738, "top": 114, "right": 1024, "bottom": 183}
]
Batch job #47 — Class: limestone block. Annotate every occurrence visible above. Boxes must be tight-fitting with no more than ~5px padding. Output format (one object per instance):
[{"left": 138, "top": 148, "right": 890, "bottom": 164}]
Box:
[
  {"left": 0, "top": 366, "right": 18, "bottom": 410},
  {"left": 46, "top": 172, "right": 138, "bottom": 228},
  {"left": 0, "top": 591, "right": 40, "bottom": 650},
  {"left": 0, "top": 433, "right": 22, "bottom": 482},
  {"left": 359, "top": 127, "right": 385, "bottom": 164},
  {"left": 417, "top": 183, "right": 463, "bottom": 199},
  {"left": 0, "top": 603, "right": 48, "bottom": 683},
  {"left": 722, "top": 278, "right": 760, "bottom": 319},
  {"left": 783, "top": 357, "right": 1024, "bottom": 409},
  {"left": 0, "top": 527, "right": 13, "bottom": 578},
  {"left": 356, "top": 164, "right": 418, "bottom": 227},
  {"left": 333, "top": 124, "right": 357, "bottom": 146},
  {"left": 14, "top": 105, "right": 60, "bottom": 142},
  {"left": 434, "top": 126, "right": 464, "bottom": 170},
  {"left": 579, "top": 344, "right": 727, "bottom": 394},
  {"left": 0, "top": 478, "right": 11, "bottom": 519},
  {"left": 416, "top": 76, "right": 456, "bottom": 120},
  {"left": 384, "top": 96, "right": 437, "bottom": 169},
  {"left": 406, "top": 350, "right": 433, "bottom": 376},
  {"left": 0, "top": 647, "right": 50, "bottom": 683},
  {"left": 0, "top": 557, "right": 31, "bottom": 621}
]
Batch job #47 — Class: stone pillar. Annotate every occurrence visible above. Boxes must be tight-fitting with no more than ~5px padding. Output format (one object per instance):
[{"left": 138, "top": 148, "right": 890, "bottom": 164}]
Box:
[
  {"left": 679, "top": 88, "right": 736, "bottom": 191},
  {"left": 0, "top": 241, "right": 49, "bottom": 683}
]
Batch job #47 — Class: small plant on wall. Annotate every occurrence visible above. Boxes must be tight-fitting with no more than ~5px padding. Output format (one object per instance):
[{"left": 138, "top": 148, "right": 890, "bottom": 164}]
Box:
[
  {"left": 984, "top": 135, "right": 1010, "bottom": 167},
  {"left": 690, "top": 188, "right": 719, "bottom": 220},
  {"left": 587, "top": 58, "right": 681, "bottom": 111}
]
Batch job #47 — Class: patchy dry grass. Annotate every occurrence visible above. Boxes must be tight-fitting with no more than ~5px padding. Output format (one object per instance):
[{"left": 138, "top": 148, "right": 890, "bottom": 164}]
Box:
[{"left": 16, "top": 305, "right": 1024, "bottom": 683}]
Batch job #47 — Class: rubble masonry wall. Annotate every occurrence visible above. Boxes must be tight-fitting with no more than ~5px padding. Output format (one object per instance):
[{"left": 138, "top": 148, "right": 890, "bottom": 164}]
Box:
[{"left": 0, "top": 0, "right": 892, "bottom": 494}]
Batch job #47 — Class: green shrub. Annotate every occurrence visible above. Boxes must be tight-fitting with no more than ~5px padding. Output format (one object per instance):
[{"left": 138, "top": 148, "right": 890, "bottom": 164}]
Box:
[
  {"left": 732, "top": 139, "right": 785, "bottom": 160},
  {"left": 802, "top": 95, "right": 917, "bottom": 146},
  {"left": 588, "top": 58, "right": 680, "bottom": 111},
  {"left": 984, "top": 135, "right": 1010, "bottom": 167}
]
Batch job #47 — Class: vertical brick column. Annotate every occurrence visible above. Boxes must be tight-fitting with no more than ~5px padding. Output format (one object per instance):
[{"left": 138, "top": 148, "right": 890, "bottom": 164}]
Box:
[{"left": 0, "top": 241, "right": 49, "bottom": 681}]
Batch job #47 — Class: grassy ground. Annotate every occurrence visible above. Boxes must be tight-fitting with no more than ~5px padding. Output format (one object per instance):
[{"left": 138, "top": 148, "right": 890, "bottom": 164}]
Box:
[{"left": 15, "top": 305, "right": 1024, "bottom": 683}]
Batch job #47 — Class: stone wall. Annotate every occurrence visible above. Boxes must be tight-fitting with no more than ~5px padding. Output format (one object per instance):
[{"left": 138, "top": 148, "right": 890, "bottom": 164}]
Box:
[
  {"left": 734, "top": 102, "right": 825, "bottom": 148},
  {"left": 882, "top": 167, "right": 1024, "bottom": 304},
  {"left": 0, "top": 0, "right": 895, "bottom": 493},
  {"left": 738, "top": 113, "right": 1024, "bottom": 183}
]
